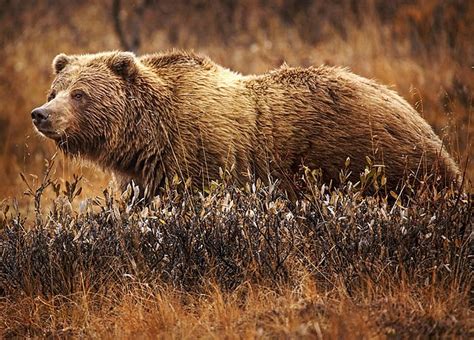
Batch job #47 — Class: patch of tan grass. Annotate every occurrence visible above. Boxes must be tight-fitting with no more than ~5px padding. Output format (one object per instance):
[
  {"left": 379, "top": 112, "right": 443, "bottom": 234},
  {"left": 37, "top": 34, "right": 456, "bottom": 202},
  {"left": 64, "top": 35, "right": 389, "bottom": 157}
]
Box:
[{"left": 1, "top": 278, "right": 470, "bottom": 338}]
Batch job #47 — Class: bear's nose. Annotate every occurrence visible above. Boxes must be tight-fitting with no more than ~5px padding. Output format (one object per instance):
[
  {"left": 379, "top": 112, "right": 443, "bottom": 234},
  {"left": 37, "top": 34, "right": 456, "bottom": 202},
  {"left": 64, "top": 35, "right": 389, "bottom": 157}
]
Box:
[{"left": 31, "top": 108, "right": 49, "bottom": 126}]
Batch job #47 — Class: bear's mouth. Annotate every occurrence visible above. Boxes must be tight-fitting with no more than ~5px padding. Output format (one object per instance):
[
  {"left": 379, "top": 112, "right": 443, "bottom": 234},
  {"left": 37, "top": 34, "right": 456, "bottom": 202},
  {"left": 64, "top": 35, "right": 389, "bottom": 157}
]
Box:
[{"left": 34, "top": 126, "right": 62, "bottom": 140}]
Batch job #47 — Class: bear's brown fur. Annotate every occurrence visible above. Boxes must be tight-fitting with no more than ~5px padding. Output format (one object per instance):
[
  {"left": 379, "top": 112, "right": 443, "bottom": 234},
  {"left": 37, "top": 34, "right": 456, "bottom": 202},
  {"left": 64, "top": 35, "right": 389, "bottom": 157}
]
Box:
[{"left": 31, "top": 50, "right": 460, "bottom": 197}]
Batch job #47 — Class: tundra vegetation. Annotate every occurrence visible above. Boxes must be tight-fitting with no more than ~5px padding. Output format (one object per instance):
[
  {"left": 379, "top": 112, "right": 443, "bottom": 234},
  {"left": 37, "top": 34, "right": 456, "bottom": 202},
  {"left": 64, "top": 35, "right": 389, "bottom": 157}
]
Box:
[{"left": 0, "top": 1, "right": 472, "bottom": 338}]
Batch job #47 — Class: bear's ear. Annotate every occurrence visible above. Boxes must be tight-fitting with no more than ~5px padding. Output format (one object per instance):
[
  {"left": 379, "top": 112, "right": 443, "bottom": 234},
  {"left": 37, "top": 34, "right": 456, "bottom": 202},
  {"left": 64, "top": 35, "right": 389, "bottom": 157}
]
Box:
[
  {"left": 108, "top": 52, "right": 138, "bottom": 80},
  {"left": 53, "top": 53, "right": 71, "bottom": 74}
]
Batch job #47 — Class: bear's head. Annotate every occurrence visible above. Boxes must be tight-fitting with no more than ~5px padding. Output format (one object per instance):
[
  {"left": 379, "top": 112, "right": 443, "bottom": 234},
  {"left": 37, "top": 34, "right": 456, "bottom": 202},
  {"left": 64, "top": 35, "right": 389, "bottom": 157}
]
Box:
[{"left": 31, "top": 51, "right": 140, "bottom": 158}]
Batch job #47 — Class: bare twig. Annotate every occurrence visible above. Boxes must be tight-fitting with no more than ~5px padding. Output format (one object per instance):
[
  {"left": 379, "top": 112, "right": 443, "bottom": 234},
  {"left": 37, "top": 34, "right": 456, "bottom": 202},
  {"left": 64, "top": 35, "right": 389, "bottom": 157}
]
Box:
[{"left": 111, "top": 0, "right": 151, "bottom": 52}]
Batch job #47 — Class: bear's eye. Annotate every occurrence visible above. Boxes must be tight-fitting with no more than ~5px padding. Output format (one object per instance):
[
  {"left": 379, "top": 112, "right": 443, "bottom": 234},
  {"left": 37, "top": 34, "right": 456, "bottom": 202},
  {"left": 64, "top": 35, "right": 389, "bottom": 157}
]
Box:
[
  {"left": 72, "top": 91, "right": 84, "bottom": 101},
  {"left": 47, "top": 92, "right": 56, "bottom": 102}
]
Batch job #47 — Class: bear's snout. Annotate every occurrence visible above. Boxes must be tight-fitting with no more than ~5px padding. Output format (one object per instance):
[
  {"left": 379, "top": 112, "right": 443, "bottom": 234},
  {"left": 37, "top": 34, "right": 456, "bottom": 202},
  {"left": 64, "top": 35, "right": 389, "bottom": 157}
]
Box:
[
  {"left": 31, "top": 107, "right": 49, "bottom": 126},
  {"left": 31, "top": 107, "right": 57, "bottom": 137}
]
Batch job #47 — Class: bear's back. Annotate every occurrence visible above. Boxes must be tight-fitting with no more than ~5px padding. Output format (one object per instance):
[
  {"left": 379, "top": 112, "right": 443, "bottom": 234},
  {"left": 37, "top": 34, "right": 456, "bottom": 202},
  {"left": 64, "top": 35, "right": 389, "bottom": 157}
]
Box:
[
  {"left": 139, "top": 50, "right": 218, "bottom": 73},
  {"left": 248, "top": 64, "right": 460, "bottom": 187}
]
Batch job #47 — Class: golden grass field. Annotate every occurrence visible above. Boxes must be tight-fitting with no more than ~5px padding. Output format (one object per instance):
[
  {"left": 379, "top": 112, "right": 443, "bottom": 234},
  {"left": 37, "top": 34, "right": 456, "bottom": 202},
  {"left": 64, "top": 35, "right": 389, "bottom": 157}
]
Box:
[{"left": 0, "top": 0, "right": 472, "bottom": 338}]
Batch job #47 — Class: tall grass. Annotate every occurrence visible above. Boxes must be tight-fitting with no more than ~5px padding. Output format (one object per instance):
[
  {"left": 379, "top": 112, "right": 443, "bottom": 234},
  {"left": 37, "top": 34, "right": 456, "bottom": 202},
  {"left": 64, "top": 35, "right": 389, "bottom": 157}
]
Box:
[{"left": 0, "top": 159, "right": 471, "bottom": 337}]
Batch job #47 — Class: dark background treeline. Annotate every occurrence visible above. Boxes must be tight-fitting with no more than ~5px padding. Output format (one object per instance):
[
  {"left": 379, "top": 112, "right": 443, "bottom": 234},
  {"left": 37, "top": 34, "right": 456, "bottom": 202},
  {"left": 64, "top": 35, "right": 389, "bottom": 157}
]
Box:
[{"left": 0, "top": 0, "right": 472, "bottom": 198}]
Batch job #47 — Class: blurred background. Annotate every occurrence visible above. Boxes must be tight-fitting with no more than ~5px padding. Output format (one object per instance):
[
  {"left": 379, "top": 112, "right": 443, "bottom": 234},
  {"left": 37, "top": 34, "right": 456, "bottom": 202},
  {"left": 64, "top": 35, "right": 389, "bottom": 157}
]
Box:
[{"left": 0, "top": 0, "right": 472, "bottom": 200}]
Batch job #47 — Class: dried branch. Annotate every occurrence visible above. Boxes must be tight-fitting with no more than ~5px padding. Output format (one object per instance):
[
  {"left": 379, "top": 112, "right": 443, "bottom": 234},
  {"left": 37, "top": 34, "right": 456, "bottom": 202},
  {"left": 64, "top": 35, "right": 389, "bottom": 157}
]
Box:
[{"left": 111, "top": 0, "right": 151, "bottom": 52}]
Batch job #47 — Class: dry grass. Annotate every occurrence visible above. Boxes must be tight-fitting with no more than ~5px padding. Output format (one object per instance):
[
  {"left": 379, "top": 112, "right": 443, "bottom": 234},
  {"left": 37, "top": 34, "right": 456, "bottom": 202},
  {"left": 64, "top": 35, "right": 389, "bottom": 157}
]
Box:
[
  {"left": 2, "top": 280, "right": 470, "bottom": 338},
  {"left": 0, "top": 1, "right": 473, "bottom": 338},
  {"left": 0, "top": 159, "right": 471, "bottom": 337}
]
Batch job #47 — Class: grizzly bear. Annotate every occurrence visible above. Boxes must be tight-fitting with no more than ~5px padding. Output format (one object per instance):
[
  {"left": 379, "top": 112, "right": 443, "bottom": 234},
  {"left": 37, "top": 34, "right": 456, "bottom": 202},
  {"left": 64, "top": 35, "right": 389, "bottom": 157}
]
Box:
[{"left": 31, "top": 50, "right": 460, "bottom": 197}]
